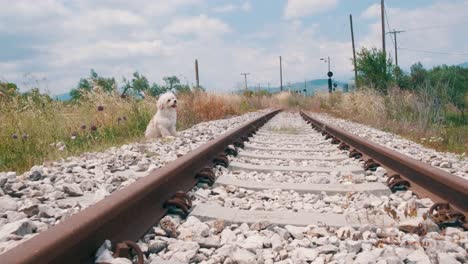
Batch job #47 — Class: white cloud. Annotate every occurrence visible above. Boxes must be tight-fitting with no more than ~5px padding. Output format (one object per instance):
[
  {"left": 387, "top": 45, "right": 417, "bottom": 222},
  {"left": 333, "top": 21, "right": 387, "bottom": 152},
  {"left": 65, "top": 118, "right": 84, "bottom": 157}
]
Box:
[
  {"left": 361, "top": 3, "right": 380, "bottom": 19},
  {"left": 163, "top": 14, "right": 231, "bottom": 36},
  {"left": 2, "top": 0, "right": 468, "bottom": 95},
  {"left": 0, "top": 0, "right": 67, "bottom": 18},
  {"left": 212, "top": 2, "right": 251, "bottom": 13},
  {"left": 77, "top": 0, "right": 204, "bottom": 17},
  {"left": 241, "top": 2, "right": 252, "bottom": 12},
  {"left": 358, "top": 1, "right": 468, "bottom": 69},
  {"left": 212, "top": 4, "right": 237, "bottom": 13},
  {"left": 62, "top": 9, "right": 145, "bottom": 34},
  {"left": 284, "top": 0, "right": 338, "bottom": 19},
  {"left": 49, "top": 40, "right": 173, "bottom": 66}
]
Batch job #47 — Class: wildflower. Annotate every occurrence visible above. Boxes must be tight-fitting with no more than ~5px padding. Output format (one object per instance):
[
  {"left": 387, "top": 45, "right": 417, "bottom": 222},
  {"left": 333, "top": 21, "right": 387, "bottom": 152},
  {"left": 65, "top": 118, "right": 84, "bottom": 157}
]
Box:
[
  {"left": 71, "top": 132, "right": 77, "bottom": 140},
  {"left": 122, "top": 116, "right": 127, "bottom": 121},
  {"left": 22, "top": 134, "right": 29, "bottom": 140},
  {"left": 80, "top": 124, "right": 87, "bottom": 130},
  {"left": 12, "top": 134, "right": 18, "bottom": 139},
  {"left": 90, "top": 125, "right": 97, "bottom": 132},
  {"left": 97, "top": 105, "right": 104, "bottom": 111}
]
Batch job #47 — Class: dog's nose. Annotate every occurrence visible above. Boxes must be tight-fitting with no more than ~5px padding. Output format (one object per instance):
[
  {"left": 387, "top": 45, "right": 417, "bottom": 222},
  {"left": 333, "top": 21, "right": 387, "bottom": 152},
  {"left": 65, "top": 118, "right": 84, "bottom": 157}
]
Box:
[{"left": 174, "top": 100, "right": 177, "bottom": 103}]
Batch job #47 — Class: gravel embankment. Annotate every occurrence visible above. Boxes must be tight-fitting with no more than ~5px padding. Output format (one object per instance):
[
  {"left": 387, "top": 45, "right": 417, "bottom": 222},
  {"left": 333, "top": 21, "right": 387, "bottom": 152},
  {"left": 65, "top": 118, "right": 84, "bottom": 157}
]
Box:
[
  {"left": 0, "top": 109, "right": 271, "bottom": 253},
  {"left": 133, "top": 113, "right": 467, "bottom": 264},
  {"left": 308, "top": 113, "right": 468, "bottom": 180}
]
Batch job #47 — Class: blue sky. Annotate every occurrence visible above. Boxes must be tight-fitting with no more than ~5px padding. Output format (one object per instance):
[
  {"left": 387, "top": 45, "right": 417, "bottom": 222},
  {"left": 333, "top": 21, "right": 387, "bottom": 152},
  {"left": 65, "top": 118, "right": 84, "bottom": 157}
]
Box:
[{"left": 1, "top": 0, "right": 467, "bottom": 94}]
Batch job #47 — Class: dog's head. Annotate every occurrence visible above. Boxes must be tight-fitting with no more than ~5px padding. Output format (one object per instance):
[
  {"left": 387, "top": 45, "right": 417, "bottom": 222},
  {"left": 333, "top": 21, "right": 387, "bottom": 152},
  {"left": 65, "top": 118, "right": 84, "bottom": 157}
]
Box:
[{"left": 157, "top": 92, "right": 178, "bottom": 110}]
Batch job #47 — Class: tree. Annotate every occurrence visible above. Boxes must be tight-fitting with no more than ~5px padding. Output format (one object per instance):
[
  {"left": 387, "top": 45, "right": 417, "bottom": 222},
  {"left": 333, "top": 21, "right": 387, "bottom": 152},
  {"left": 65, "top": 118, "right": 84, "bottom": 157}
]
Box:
[
  {"left": 163, "top": 76, "right": 180, "bottom": 90},
  {"left": 355, "top": 47, "right": 394, "bottom": 94},
  {"left": 0, "top": 82, "right": 19, "bottom": 100},
  {"left": 429, "top": 65, "right": 468, "bottom": 117},
  {"left": 70, "top": 69, "right": 117, "bottom": 100},
  {"left": 147, "top": 83, "right": 169, "bottom": 97},
  {"left": 162, "top": 76, "right": 190, "bottom": 94},
  {"left": 393, "top": 66, "right": 411, "bottom": 90},
  {"left": 121, "top": 72, "right": 150, "bottom": 97},
  {"left": 410, "top": 62, "right": 428, "bottom": 89}
]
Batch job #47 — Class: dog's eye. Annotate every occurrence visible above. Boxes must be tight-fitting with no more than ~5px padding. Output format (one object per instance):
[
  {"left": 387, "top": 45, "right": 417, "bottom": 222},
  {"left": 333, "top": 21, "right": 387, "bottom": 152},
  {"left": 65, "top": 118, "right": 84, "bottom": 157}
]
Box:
[{"left": 167, "top": 99, "right": 171, "bottom": 102}]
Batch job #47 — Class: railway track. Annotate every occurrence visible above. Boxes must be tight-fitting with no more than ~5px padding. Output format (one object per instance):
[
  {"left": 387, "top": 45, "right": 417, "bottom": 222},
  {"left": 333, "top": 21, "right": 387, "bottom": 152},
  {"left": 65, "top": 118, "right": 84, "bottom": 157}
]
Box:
[{"left": 0, "top": 110, "right": 467, "bottom": 264}]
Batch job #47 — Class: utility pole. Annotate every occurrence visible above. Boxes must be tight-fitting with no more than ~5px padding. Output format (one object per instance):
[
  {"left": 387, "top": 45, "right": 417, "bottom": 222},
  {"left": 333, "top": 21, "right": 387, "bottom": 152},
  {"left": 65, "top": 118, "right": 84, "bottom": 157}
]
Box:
[
  {"left": 279, "top": 56, "right": 283, "bottom": 91},
  {"left": 387, "top": 29, "right": 405, "bottom": 66},
  {"left": 195, "top": 59, "right": 200, "bottom": 88},
  {"left": 381, "top": 0, "right": 386, "bottom": 57},
  {"left": 320, "top": 57, "right": 333, "bottom": 93},
  {"left": 349, "top": 14, "right": 358, "bottom": 88},
  {"left": 240, "top": 73, "right": 250, "bottom": 90}
]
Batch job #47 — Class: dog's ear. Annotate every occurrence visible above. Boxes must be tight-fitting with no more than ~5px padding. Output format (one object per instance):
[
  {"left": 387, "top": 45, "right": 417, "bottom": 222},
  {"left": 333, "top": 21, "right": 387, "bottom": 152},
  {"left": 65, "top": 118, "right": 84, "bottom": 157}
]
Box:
[{"left": 157, "top": 97, "right": 165, "bottom": 110}]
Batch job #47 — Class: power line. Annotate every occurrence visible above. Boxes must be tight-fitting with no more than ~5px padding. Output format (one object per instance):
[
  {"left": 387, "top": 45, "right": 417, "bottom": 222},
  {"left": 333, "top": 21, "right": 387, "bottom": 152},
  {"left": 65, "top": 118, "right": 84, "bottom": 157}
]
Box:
[
  {"left": 384, "top": 5, "right": 394, "bottom": 47},
  {"left": 398, "top": 47, "right": 468, "bottom": 56},
  {"left": 402, "top": 23, "right": 466, "bottom": 32}
]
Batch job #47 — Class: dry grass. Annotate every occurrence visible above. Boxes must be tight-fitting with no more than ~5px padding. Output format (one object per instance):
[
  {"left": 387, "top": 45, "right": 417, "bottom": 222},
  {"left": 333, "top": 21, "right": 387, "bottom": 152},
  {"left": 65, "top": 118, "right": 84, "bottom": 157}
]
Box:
[
  {"left": 2, "top": 87, "right": 463, "bottom": 173},
  {"left": 0, "top": 89, "right": 313, "bottom": 173},
  {"left": 308, "top": 88, "right": 467, "bottom": 153}
]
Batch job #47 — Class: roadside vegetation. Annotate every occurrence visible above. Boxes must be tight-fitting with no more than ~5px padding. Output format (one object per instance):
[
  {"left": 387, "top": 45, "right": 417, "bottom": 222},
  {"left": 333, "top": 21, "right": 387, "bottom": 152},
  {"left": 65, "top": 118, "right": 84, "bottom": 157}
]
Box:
[
  {"left": 2, "top": 50, "right": 466, "bottom": 173},
  {"left": 311, "top": 47, "right": 467, "bottom": 154},
  {"left": 0, "top": 71, "right": 281, "bottom": 173}
]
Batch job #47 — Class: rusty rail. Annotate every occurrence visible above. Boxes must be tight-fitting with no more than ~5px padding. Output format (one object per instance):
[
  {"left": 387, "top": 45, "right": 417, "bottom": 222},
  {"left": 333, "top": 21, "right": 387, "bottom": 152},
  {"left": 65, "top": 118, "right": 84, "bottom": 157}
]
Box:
[
  {"left": 300, "top": 111, "right": 468, "bottom": 227},
  {"left": 0, "top": 109, "right": 280, "bottom": 264}
]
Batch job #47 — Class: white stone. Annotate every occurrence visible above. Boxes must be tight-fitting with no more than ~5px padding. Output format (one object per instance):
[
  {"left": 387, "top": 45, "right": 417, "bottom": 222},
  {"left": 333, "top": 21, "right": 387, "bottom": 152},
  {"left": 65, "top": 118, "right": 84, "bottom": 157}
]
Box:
[
  {"left": 285, "top": 225, "right": 306, "bottom": 240},
  {"left": 0, "top": 196, "right": 18, "bottom": 213},
  {"left": 291, "top": 248, "right": 318, "bottom": 261},
  {"left": 273, "top": 226, "right": 290, "bottom": 240},
  {"left": 110, "top": 258, "right": 132, "bottom": 264},
  {"left": 63, "top": 184, "right": 83, "bottom": 197},
  {"left": 354, "top": 249, "right": 383, "bottom": 264},
  {"left": 229, "top": 247, "right": 256, "bottom": 264},
  {"left": 220, "top": 229, "right": 237, "bottom": 245},
  {"left": 239, "top": 235, "right": 266, "bottom": 251},
  {"left": 6, "top": 211, "right": 27, "bottom": 222},
  {"left": 440, "top": 162, "right": 452, "bottom": 168},
  {"left": 344, "top": 240, "right": 362, "bottom": 253},
  {"left": 315, "top": 244, "right": 338, "bottom": 254},
  {"left": 167, "top": 240, "right": 199, "bottom": 252},
  {"left": 0, "top": 219, "right": 37, "bottom": 241},
  {"left": 38, "top": 204, "right": 58, "bottom": 218},
  {"left": 271, "top": 234, "right": 282, "bottom": 251},
  {"left": 406, "top": 249, "right": 431, "bottom": 263},
  {"left": 437, "top": 252, "right": 461, "bottom": 264}
]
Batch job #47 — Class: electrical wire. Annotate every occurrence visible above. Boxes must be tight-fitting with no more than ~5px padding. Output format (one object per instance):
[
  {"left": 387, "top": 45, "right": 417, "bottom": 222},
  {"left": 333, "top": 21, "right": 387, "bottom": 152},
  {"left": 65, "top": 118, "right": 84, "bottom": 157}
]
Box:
[
  {"left": 384, "top": 5, "right": 395, "bottom": 47},
  {"left": 402, "top": 23, "right": 465, "bottom": 32},
  {"left": 398, "top": 47, "right": 468, "bottom": 56}
]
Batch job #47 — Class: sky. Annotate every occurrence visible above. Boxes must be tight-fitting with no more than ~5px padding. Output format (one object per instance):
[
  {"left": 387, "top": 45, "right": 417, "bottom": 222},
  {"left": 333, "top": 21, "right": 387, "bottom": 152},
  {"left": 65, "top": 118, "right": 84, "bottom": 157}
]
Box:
[{"left": 1, "top": 0, "right": 468, "bottom": 94}]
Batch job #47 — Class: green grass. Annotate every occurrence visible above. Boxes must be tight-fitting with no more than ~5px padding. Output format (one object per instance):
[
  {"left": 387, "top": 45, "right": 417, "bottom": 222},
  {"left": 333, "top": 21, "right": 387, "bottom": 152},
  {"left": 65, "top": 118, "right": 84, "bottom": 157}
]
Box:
[
  {"left": 0, "top": 90, "right": 276, "bottom": 173},
  {"left": 309, "top": 89, "right": 467, "bottom": 154}
]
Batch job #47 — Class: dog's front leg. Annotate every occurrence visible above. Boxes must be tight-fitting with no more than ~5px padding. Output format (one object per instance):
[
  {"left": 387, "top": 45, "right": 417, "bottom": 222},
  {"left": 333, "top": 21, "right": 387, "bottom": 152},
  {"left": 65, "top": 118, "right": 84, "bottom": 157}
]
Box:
[
  {"left": 159, "top": 126, "right": 172, "bottom": 137},
  {"left": 169, "top": 125, "right": 178, "bottom": 137}
]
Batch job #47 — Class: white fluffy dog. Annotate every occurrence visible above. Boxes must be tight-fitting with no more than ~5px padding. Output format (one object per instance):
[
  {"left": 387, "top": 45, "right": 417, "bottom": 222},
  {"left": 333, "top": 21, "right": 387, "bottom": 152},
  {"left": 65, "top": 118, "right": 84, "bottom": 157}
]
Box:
[{"left": 145, "top": 92, "right": 178, "bottom": 138}]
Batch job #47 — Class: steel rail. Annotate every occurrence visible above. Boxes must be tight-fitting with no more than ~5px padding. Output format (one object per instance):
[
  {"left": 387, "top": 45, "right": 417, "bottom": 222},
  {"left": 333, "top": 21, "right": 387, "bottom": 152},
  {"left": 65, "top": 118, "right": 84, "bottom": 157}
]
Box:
[
  {"left": 0, "top": 109, "right": 280, "bottom": 264},
  {"left": 300, "top": 111, "right": 468, "bottom": 221}
]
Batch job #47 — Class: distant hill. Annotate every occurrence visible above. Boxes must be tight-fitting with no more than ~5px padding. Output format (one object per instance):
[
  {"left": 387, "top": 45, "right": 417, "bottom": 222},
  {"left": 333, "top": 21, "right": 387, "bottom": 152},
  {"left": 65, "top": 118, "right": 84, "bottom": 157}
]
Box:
[
  {"left": 459, "top": 62, "right": 468, "bottom": 68},
  {"left": 250, "top": 79, "right": 347, "bottom": 95}
]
